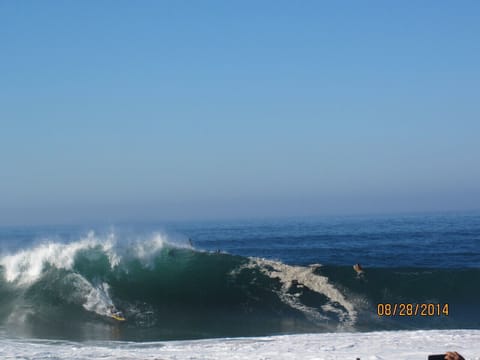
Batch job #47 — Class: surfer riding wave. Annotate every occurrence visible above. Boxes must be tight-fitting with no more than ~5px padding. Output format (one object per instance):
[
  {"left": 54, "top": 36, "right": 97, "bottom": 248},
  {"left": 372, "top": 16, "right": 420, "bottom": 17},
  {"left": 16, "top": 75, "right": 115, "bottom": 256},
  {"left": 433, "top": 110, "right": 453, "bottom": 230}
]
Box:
[{"left": 107, "top": 305, "right": 126, "bottom": 321}]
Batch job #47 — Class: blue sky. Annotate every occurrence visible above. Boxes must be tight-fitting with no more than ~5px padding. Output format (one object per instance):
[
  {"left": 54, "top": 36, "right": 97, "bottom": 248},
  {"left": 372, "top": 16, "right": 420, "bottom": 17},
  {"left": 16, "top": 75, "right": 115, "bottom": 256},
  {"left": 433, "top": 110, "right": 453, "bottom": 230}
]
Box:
[{"left": 1, "top": 1, "right": 479, "bottom": 225}]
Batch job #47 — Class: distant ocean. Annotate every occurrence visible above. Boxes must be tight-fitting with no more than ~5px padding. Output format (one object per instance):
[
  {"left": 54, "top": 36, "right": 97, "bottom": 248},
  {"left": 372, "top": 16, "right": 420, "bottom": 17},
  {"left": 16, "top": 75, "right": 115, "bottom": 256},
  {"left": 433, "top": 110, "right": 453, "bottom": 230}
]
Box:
[{"left": 0, "top": 212, "right": 479, "bottom": 358}]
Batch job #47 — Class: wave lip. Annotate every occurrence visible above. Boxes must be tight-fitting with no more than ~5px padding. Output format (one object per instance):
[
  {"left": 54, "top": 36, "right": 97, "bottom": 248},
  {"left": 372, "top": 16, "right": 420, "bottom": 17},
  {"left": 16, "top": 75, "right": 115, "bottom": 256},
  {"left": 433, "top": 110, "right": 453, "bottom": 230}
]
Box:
[
  {"left": 0, "top": 230, "right": 180, "bottom": 285},
  {"left": 0, "top": 231, "right": 116, "bottom": 285}
]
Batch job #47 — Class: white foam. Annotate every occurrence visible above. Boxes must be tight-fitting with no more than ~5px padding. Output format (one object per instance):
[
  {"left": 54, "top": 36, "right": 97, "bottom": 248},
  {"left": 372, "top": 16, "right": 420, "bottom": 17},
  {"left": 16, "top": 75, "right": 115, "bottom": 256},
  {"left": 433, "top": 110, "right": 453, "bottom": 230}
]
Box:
[
  {"left": 0, "top": 233, "right": 99, "bottom": 284},
  {"left": 235, "top": 258, "right": 357, "bottom": 328},
  {"left": 82, "top": 281, "right": 115, "bottom": 316},
  {"left": 131, "top": 233, "right": 167, "bottom": 267},
  {"left": 62, "top": 272, "right": 115, "bottom": 316},
  {"left": 1, "top": 330, "right": 479, "bottom": 359},
  {"left": 0, "top": 231, "right": 172, "bottom": 285}
]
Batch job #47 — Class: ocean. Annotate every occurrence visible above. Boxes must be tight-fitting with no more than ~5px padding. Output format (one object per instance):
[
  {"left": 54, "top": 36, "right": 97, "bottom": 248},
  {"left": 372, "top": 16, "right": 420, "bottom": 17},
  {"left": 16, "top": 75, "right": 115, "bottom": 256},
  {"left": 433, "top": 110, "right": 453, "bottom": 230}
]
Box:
[{"left": 0, "top": 212, "right": 479, "bottom": 358}]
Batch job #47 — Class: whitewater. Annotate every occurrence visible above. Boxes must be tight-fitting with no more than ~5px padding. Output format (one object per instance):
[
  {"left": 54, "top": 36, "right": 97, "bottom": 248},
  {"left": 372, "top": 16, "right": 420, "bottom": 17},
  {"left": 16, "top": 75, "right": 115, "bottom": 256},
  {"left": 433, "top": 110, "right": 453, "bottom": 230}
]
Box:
[{"left": 1, "top": 330, "right": 480, "bottom": 359}]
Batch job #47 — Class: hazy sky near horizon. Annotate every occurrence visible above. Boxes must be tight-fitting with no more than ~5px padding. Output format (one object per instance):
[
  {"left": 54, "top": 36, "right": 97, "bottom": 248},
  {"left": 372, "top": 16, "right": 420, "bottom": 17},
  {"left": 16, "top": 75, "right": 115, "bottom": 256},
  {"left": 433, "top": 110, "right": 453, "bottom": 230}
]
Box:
[{"left": 1, "top": 1, "right": 479, "bottom": 225}]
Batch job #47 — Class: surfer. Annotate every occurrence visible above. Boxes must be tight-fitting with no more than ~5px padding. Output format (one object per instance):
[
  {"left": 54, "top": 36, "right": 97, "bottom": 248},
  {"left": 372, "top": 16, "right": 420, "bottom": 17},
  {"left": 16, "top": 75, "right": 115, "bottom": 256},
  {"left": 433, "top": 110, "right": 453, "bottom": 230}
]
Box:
[
  {"left": 107, "top": 305, "right": 125, "bottom": 321},
  {"left": 353, "top": 263, "right": 364, "bottom": 277}
]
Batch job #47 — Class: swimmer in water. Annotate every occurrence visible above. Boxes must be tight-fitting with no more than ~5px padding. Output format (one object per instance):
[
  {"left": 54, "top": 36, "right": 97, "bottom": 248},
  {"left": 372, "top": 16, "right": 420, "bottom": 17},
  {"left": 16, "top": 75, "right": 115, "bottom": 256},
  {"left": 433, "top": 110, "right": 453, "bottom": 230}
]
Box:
[{"left": 353, "top": 263, "right": 364, "bottom": 277}]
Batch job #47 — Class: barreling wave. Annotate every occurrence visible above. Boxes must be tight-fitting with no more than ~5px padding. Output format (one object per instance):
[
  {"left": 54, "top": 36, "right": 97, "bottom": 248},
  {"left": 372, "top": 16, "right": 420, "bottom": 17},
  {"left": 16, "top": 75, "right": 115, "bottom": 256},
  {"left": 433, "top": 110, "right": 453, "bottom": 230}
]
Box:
[{"left": 0, "top": 231, "right": 478, "bottom": 341}]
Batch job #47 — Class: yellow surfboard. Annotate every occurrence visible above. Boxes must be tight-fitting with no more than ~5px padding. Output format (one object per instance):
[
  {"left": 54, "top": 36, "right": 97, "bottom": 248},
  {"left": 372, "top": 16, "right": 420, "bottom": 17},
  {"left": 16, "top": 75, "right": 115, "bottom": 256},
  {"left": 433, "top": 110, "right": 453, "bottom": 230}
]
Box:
[{"left": 109, "top": 313, "right": 126, "bottom": 321}]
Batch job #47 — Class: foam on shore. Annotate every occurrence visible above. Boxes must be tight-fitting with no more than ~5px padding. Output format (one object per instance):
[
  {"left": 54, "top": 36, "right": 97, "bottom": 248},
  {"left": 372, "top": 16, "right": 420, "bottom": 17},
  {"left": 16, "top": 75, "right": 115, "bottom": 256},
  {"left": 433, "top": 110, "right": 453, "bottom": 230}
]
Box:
[{"left": 1, "top": 330, "right": 479, "bottom": 360}]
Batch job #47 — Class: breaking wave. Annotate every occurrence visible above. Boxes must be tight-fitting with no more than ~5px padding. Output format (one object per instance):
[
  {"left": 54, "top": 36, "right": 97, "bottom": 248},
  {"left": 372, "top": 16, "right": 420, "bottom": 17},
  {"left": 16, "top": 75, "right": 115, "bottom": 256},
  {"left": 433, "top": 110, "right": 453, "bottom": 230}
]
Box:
[{"left": 0, "top": 231, "right": 477, "bottom": 340}]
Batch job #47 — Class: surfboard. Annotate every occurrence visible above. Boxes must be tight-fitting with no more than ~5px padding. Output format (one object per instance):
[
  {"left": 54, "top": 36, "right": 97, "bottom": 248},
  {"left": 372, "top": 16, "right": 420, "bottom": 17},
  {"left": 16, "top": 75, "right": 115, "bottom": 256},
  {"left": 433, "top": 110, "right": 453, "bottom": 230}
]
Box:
[{"left": 108, "top": 313, "right": 126, "bottom": 321}]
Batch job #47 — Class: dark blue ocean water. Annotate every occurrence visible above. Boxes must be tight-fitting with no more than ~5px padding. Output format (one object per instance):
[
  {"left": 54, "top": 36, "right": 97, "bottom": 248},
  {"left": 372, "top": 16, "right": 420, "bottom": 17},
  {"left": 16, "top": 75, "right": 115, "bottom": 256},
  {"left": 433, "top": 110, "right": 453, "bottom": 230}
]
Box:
[
  {"left": 167, "top": 212, "right": 480, "bottom": 268},
  {"left": 0, "top": 212, "right": 479, "bottom": 341}
]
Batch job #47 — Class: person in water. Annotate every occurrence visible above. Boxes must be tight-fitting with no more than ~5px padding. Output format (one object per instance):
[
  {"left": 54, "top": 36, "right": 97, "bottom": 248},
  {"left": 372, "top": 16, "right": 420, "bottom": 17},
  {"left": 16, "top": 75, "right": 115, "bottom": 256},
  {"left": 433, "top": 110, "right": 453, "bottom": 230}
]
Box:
[
  {"left": 108, "top": 305, "right": 123, "bottom": 318},
  {"left": 353, "top": 263, "right": 364, "bottom": 276}
]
